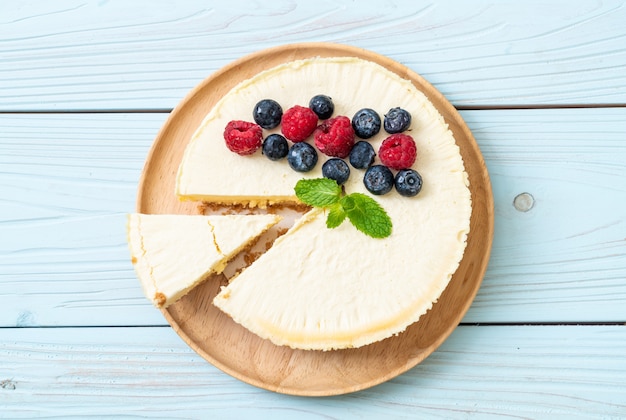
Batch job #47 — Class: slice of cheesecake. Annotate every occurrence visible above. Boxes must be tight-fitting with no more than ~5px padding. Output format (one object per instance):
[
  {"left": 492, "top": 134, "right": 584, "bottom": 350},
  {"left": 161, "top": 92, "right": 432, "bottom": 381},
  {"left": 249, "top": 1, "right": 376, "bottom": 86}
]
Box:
[{"left": 127, "top": 213, "right": 281, "bottom": 308}]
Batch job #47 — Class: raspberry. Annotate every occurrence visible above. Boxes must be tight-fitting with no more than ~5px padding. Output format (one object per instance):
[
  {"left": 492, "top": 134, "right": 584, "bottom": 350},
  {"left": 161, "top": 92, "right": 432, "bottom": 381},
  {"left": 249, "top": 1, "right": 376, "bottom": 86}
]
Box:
[
  {"left": 281, "top": 105, "right": 318, "bottom": 142},
  {"left": 223, "top": 120, "right": 263, "bottom": 155},
  {"left": 378, "top": 133, "right": 417, "bottom": 170},
  {"left": 313, "top": 116, "right": 355, "bottom": 158}
]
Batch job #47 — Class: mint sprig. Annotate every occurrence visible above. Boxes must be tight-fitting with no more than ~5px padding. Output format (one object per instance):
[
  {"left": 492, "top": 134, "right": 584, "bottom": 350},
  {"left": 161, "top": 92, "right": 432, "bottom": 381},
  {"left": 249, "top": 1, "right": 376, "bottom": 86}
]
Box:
[{"left": 295, "top": 178, "right": 392, "bottom": 239}]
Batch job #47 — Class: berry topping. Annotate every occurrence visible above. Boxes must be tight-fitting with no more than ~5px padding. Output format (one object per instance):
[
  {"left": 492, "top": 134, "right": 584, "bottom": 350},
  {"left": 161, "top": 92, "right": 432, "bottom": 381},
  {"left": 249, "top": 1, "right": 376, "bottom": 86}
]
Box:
[
  {"left": 223, "top": 120, "right": 263, "bottom": 155},
  {"left": 322, "top": 158, "right": 351, "bottom": 185},
  {"left": 309, "top": 95, "right": 334, "bottom": 120},
  {"left": 313, "top": 116, "right": 355, "bottom": 158},
  {"left": 363, "top": 165, "right": 394, "bottom": 195},
  {"left": 383, "top": 107, "right": 412, "bottom": 133},
  {"left": 378, "top": 133, "right": 417, "bottom": 170},
  {"left": 262, "top": 133, "right": 289, "bottom": 161},
  {"left": 253, "top": 99, "right": 283, "bottom": 129},
  {"left": 352, "top": 108, "right": 381, "bottom": 139},
  {"left": 349, "top": 141, "right": 376, "bottom": 169},
  {"left": 395, "top": 169, "right": 423, "bottom": 197},
  {"left": 281, "top": 105, "right": 318, "bottom": 142},
  {"left": 287, "top": 142, "right": 318, "bottom": 172}
]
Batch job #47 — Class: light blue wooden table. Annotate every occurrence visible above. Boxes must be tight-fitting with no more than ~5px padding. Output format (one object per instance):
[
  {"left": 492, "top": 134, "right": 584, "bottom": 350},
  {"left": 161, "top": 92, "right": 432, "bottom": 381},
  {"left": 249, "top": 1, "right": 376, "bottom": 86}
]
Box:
[{"left": 1, "top": 1, "right": 625, "bottom": 418}]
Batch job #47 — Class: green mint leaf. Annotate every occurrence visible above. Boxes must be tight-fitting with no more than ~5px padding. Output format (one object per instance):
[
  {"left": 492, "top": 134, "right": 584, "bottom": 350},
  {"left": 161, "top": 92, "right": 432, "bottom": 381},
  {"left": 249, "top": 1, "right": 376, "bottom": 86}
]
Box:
[
  {"left": 294, "top": 178, "right": 392, "bottom": 239},
  {"left": 326, "top": 202, "right": 346, "bottom": 229},
  {"left": 340, "top": 193, "right": 392, "bottom": 239},
  {"left": 294, "top": 178, "right": 342, "bottom": 207}
]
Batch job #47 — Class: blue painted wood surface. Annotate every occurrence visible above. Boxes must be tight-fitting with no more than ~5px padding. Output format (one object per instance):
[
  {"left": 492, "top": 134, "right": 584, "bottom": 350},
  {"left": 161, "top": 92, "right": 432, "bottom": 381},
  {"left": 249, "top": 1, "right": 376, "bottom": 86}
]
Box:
[
  {"left": 1, "top": 0, "right": 626, "bottom": 110},
  {"left": 1, "top": 1, "right": 625, "bottom": 418},
  {"left": 2, "top": 326, "right": 625, "bottom": 418}
]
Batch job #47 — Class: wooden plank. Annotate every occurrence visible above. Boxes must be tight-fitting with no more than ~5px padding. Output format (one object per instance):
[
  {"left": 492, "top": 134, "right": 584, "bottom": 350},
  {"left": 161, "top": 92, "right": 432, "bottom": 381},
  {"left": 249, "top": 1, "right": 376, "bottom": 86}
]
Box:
[
  {"left": 0, "top": 114, "right": 168, "bottom": 327},
  {"left": 1, "top": 325, "right": 625, "bottom": 417},
  {"left": 1, "top": 0, "right": 626, "bottom": 111},
  {"left": 461, "top": 108, "right": 626, "bottom": 323},
  {"left": 0, "top": 109, "right": 624, "bottom": 327}
]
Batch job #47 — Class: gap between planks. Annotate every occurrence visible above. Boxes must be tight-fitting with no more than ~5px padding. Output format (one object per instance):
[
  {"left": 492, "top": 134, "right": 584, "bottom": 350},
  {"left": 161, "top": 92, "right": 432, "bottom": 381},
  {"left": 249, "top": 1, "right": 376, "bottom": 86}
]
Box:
[
  {"left": 1, "top": 321, "right": 625, "bottom": 330},
  {"left": 1, "top": 103, "right": 626, "bottom": 114}
]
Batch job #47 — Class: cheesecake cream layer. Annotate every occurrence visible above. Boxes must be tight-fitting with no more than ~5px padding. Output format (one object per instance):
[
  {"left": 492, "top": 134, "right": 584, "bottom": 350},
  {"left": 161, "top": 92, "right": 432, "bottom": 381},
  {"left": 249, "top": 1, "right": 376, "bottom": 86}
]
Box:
[{"left": 177, "top": 57, "right": 472, "bottom": 350}]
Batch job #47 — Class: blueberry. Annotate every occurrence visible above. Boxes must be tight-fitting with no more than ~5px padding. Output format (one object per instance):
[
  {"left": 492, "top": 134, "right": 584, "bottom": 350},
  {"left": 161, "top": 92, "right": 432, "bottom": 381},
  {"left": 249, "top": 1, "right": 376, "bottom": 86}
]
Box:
[
  {"left": 262, "top": 134, "right": 289, "bottom": 161},
  {"left": 349, "top": 141, "right": 376, "bottom": 169},
  {"left": 352, "top": 108, "right": 381, "bottom": 139},
  {"left": 309, "top": 95, "right": 334, "bottom": 120},
  {"left": 322, "top": 158, "right": 350, "bottom": 185},
  {"left": 287, "top": 142, "right": 318, "bottom": 172},
  {"left": 384, "top": 107, "right": 411, "bottom": 134},
  {"left": 253, "top": 99, "right": 283, "bottom": 129},
  {"left": 395, "top": 169, "right": 422, "bottom": 197},
  {"left": 363, "top": 165, "right": 394, "bottom": 195}
]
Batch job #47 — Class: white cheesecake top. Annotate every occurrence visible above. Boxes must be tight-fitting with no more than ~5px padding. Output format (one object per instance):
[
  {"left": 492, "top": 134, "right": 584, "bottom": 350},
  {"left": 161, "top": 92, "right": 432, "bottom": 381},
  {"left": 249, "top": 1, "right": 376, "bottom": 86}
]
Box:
[
  {"left": 176, "top": 56, "right": 472, "bottom": 350},
  {"left": 127, "top": 213, "right": 280, "bottom": 308},
  {"left": 177, "top": 57, "right": 463, "bottom": 206}
]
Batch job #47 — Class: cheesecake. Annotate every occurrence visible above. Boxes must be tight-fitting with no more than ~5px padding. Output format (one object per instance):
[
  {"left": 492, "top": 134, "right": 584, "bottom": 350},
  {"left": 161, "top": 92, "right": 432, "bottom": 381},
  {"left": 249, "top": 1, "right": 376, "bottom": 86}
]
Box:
[
  {"left": 176, "top": 56, "right": 472, "bottom": 350},
  {"left": 127, "top": 213, "right": 280, "bottom": 308}
]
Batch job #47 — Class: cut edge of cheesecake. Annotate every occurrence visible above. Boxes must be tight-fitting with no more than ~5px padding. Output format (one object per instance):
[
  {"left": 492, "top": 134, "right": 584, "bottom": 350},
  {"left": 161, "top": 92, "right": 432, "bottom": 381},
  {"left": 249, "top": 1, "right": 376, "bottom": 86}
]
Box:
[
  {"left": 127, "top": 213, "right": 281, "bottom": 309},
  {"left": 176, "top": 193, "right": 300, "bottom": 209}
]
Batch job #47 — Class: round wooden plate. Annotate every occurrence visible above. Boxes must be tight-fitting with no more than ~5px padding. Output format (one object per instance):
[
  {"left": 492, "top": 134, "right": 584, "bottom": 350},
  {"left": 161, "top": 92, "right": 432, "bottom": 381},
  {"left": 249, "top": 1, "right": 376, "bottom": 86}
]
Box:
[{"left": 136, "top": 43, "right": 494, "bottom": 396}]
